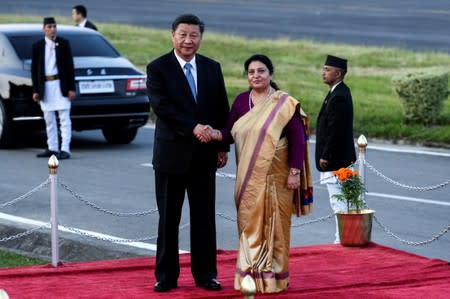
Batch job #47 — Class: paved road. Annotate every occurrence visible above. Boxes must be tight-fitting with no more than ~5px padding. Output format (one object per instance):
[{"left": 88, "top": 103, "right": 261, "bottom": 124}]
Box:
[
  {"left": 2, "top": 0, "right": 450, "bottom": 52},
  {"left": 0, "top": 0, "right": 449, "bottom": 262},
  {"left": 0, "top": 127, "right": 449, "bottom": 261}
]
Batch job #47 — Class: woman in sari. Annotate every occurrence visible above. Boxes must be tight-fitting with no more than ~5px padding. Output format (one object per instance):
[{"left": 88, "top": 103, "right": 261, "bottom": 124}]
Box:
[{"left": 209, "top": 54, "right": 313, "bottom": 293}]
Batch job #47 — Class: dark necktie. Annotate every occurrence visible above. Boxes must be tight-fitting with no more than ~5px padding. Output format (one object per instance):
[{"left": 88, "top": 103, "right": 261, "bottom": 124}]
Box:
[{"left": 184, "top": 63, "right": 197, "bottom": 101}]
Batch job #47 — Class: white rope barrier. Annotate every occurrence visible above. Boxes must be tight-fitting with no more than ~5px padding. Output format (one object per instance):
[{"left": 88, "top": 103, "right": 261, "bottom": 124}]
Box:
[
  {"left": 59, "top": 180, "right": 159, "bottom": 217},
  {"left": 364, "top": 160, "right": 450, "bottom": 191},
  {"left": 0, "top": 179, "right": 49, "bottom": 209},
  {"left": 1, "top": 141, "right": 450, "bottom": 256},
  {"left": 0, "top": 224, "right": 50, "bottom": 243},
  {"left": 58, "top": 222, "right": 190, "bottom": 243},
  {"left": 373, "top": 216, "right": 450, "bottom": 246}
]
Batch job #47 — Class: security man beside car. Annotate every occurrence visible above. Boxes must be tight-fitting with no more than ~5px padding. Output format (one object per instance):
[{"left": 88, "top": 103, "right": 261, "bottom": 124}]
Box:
[
  {"left": 72, "top": 5, "right": 98, "bottom": 31},
  {"left": 31, "top": 17, "right": 76, "bottom": 160}
]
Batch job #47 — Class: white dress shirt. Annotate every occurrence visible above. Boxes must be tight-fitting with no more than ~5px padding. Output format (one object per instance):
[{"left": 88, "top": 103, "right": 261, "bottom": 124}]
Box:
[
  {"left": 330, "top": 81, "right": 342, "bottom": 93},
  {"left": 78, "top": 19, "right": 87, "bottom": 28},
  {"left": 44, "top": 37, "right": 57, "bottom": 76},
  {"left": 41, "top": 36, "right": 70, "bottom": 112},
  {"left": 173, "top": 50, "right": 198, "bottom": 91}
]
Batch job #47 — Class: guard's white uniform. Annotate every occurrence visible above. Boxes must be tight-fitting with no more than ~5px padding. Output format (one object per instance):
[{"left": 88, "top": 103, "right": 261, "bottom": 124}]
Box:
[
  {"left": 41, "top": 37, "right": 72, "bottom": 153},
  {"left": 320, "top": 171, "right": 347, "bottom": 244}
]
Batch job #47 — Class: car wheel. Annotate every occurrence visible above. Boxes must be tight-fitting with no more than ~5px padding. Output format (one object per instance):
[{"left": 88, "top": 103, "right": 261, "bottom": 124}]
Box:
[
  {"left": 0, "top": 100, "right": 14, "bottom": 148},
  {"left": 102, "top": 127, "right": 138, "bottom": 144}
]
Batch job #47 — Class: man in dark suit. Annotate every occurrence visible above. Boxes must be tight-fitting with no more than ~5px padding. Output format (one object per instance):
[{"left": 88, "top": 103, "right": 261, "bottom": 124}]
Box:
[
  {"left": 31, "top": 17, "right": 76, "bottom": 159},
  {"left": 315, "top": 55, "right": 356, "bottom": 243},
  {"left": 146, "top": 14, "right": 229, "bottom": 292},
  {"left": 72, "top": 5, "right": 98, "bottom": 31}
]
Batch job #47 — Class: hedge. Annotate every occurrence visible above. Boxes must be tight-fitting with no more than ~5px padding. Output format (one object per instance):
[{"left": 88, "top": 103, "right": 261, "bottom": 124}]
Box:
[{"left": 392, "top": 69, "right": 449, "bottom": 125}]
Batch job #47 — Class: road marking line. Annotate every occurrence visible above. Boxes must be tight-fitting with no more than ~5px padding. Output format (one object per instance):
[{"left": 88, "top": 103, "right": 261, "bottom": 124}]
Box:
[
  {"left": 143, "top": 124, "right": 450, "bottom": 157},
  {"left": 142, "top": 163, "right": 449, "bottom": 207},
  {"left": 367, "top": 192, "right": 450, "bottom": 206},
  {"left": 366, "top": 145, "right": 450, "bottom": 157},
  {"left": 309, "top": 139, "right": 450, "bottom": 157},
  {"left": 0, "top": 212, "right": 188, "bottom": 253},
  {"left": 0, "top": 212, "right": 46, "bottom": 227},
  {"left": 142, "top": 163, "right": 237, "bottom": 179}
]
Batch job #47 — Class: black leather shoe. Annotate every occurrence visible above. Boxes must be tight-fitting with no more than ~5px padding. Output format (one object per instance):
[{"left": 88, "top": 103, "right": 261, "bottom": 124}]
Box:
[
  {"left": 196, "top": 278, "right": 222, "bottom": 291},
  {"left": 153, "top": 281, "right": 177, "bottom": 292},
  {"left": 58, "top": 151, "right": 71, "bottom": 160},
  {"left": 36, "top": 150, "right": 59, "bottom": 158}
]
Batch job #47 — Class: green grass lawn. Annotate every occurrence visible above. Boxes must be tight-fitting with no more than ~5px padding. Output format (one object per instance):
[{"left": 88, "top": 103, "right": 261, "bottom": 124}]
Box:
[
  {"left": 1, "top": 15, "right": 450, "bottom": 145},
  {"left": 0, "top": 249, "right": 47, "bottom": 268}
]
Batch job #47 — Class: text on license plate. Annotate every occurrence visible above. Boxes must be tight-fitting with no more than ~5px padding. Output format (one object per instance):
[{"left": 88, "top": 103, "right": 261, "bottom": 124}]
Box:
[{"left": 79, "top": 80, "right": 115, "bottom": 94}]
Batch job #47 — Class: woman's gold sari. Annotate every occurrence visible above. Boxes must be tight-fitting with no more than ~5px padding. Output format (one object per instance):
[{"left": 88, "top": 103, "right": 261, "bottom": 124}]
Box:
[{"left": 232, "top": 90, "right": 313, "bottom": 293}]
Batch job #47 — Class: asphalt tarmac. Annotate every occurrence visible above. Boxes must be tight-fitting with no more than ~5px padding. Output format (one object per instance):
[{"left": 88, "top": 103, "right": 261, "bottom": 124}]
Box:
[
  {"left": 2, "top": 0, "right": 450, "bottom": 52},
  {"left": 0, "top": 127, "right": 449, "bottom": 261},
  {"left": 0, "top": 1, "right": 449, "bottom": 261}
]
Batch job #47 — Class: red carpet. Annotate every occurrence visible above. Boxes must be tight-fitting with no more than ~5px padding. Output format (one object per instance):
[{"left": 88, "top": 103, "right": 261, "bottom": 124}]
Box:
[{"left": 1, "top": 243, "right": 449, "bottom": 298}]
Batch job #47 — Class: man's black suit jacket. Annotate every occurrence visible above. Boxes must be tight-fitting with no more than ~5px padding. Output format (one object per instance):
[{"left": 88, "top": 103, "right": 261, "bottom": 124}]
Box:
[
  {"left": 146, "top": 51, "right": 230, "bottom": 174},
  {"left": 31, "top": 36, "right": 75, "bottom": 99},
  {"left": 315, "top": 81, "right": 356, "bottom": 172},
  {"left": 84, "top": 20, "right": 98, "bottom": 31}
]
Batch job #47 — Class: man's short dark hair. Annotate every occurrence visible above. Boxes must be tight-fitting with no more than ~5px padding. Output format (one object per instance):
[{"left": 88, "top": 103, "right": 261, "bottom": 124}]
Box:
[
  {"left": 172, "top": 14, "right": 205, "bottom": 34},
  {"left": 73, "top": 5, "right": 87, "bottom": 18}
]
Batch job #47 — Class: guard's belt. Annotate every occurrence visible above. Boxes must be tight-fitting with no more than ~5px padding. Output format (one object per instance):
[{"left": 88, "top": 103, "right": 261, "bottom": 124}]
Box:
[{"left": 45, "top": 75, "right": 59, "bottom": 81}]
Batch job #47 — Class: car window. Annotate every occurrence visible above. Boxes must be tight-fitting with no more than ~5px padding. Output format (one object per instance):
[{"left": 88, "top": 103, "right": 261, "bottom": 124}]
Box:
[{"left": 8, "top": 34, "right": 120, "bottom": 60}]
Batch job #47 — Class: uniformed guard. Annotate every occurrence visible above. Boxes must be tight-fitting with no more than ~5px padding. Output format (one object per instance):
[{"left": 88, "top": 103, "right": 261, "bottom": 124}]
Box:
[{"left": 31, "top": 17, "right": 76, "bottom": 159}]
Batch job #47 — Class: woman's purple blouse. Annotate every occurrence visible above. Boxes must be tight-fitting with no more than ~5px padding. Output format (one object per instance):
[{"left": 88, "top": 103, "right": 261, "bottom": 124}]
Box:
[{"left": 221, "top": 91, "right": 305, "bottom": 169}]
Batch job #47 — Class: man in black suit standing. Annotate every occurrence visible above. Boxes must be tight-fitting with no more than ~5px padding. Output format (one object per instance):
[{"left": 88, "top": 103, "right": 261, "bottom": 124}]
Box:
[
  {"left": 72, "top": 5, "right": 98, "bottom": 31},
  {"left": 315, "top": 55, "right": 356, "bottom": 244},
  {"left": 31, "top": 17, "right": 75, "bottom": 160},
  {"left": 146, "top": 14, "right": 229, "bottom": 292}
]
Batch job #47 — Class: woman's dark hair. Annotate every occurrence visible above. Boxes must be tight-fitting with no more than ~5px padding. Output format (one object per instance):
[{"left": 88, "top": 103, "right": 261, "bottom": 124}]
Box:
[
  {"left": 244, "top": 54, "right": 280, "bottom": 90},
  {"left": 172, "top": 14, "right": 205, "bottom": 34}
]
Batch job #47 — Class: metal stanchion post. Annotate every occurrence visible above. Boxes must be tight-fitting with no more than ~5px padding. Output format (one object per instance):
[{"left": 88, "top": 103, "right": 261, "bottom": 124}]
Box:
[
  {"left": 0, "top": 289, "right": 10, "bottom": 299},
  {"left": 241, "top": 275, "right": 256, "bottom": 299},
  {"left": 48, "top": 155, "right": 59, "bottom": 267},
  {"left": 357, "top": 135, "right": 368, "bottom": 203}
]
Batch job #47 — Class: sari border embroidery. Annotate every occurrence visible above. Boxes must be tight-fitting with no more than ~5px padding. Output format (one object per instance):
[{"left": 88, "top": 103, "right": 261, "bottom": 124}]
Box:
[
  {"left": 236, "top": 269, "right": 289, "bottom": 280},
  {"left": 236, "top": 93, "right": 289, "bottom": 205}
]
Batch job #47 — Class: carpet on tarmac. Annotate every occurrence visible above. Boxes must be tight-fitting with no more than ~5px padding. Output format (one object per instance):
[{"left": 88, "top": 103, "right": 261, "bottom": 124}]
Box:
[{"left": 1, "top": 243, "right": 449, "bottom": 298}]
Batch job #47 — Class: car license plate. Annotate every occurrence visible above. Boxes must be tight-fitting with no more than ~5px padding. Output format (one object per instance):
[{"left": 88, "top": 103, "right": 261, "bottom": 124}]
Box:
[{"left": 79, "top": 80, "right": 115, "bottom": 94}]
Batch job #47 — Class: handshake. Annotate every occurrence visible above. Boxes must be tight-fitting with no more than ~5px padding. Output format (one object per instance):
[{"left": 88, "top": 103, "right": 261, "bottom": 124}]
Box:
[{"left": 193, "top": 124, "right": 223, "bottom": 143}]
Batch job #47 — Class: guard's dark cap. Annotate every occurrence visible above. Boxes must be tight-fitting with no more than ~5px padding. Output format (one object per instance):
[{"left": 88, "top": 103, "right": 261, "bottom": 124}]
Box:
[
  {"left": 325, "top": 55, "right": 347, "bottom": 71},
  {"left": 43, "top": 17, "right": 56, "bottom": 26}
]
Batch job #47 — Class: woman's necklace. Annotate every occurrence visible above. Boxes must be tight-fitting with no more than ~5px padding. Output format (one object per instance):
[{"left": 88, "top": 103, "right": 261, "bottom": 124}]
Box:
[{"left": 249, "top": 87, "right": 272, "bottom": 110}]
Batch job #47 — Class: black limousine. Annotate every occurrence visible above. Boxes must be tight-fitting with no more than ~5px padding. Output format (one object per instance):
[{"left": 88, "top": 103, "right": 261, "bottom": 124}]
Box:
[{"left": 0, "top": 24, "right": 149, "bottom": 147}]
